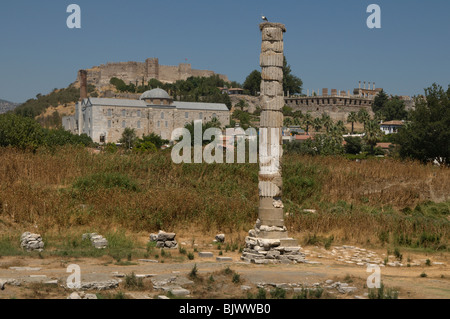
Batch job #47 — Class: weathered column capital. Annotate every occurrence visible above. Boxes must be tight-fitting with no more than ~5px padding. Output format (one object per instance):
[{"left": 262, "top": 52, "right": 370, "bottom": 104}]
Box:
[{"left": 259, "top": 22, "right": 287, "bottom": 33}]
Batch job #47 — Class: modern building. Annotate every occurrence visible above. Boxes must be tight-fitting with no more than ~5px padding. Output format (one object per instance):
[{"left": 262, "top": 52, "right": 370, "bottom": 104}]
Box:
[
  {"left": 380, "top": 120, "right": 405, "bottom": 134},
  {"left": 63, "top": 86, "right": 230, "bottom": 144}
]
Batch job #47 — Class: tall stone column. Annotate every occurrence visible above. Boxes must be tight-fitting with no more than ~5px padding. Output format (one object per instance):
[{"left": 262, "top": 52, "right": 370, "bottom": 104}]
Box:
[{"left": 241, "top": 22, "right": 305, "bottom": 264}]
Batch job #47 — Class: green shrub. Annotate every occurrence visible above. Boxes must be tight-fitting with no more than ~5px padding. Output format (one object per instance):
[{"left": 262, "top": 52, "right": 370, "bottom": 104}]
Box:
[
  {"left": 124, "top": 272, "right": 144, "bottom": 289},
  {"left": 256, "top": 288, "right": 266, "bottom": 299},
  {"left": 189, "top": 264, "right": 198, "bottom": 279},
  {"left": 232, "top": 273, "right": 241, "bottom": 284},
  {"left": 73, "top": 172, "right": 139, "bottom": 192},
  {"left": 270, "top": 287, "right": 286, "bottom": 299}
]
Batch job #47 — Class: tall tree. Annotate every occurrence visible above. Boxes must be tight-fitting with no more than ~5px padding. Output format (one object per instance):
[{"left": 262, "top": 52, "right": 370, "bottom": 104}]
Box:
[
  {"left": 119, "top": 127, "right": 138, "bottom": 149},
  {"left": 303, "top": 113, "right": 313, "bottom": 134},
  {"left": 243, "top": 70, "right": 262, "bottom": 96},
  {"left": 282, "top": 56, "right": 303, "bottom": 95},
  {"left": 382, "top": 97, "right": 408, "bottom": 121},
  {"left": 372, "top": 89, "right": 389, "bottom": 114},
  {"left": 347, "top": 112, "right": 358, "bottom": 134},
  {"left": 313, "top": 117, "right": 322, "bottom": 132},
  {"left": 358, "top": 108, "right": 371, "bottom": 129},
  {"left": 394, "top": 84, "right": 450, "bottom": 165},
  {"left": 364, "top": 120, "right": 383, "bottom": 153},
  {"left": 321, "top": 113, "right": 333, "bottom": 132}
]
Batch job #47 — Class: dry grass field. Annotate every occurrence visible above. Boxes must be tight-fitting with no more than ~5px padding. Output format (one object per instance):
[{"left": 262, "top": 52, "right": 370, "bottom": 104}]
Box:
[{"left": 0, "top": 146, "right": 448, "bottom": 252}]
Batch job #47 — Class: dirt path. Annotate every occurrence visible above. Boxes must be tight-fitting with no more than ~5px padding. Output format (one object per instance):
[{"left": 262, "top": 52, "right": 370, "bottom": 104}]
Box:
[{"left": 0, "top": 245, "right": 449, "bottom": 299}]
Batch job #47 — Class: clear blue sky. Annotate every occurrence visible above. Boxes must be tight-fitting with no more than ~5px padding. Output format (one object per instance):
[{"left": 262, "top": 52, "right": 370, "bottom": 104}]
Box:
[{"left": 0, "top": 0, "right": 449, "bottom": 103}]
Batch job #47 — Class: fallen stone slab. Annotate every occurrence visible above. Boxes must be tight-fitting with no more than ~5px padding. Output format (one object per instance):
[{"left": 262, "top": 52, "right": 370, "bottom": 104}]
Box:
[
  {"left": 216, "top": 257, "right": 233, "bottom": 262},
  {"left": 158, "top": 295, "right": 170, "bottom": 299},
  {"left": 138, "top": 259, "right": 159, "bottom": 263},
  {"left": 135, "top": 274, "right": 157, "bottom": 278},
  {"left": 9, "top": 267, "right": 42, "bottom": 271},
  {"left": 198, "top": 252, "right": 214, "bottom": 258},
  {"left": 157, "top": 231, "right": 176, "bottom": 242},
  {"left": 170, "top": 288, "right": 190, "bottom": 296}
]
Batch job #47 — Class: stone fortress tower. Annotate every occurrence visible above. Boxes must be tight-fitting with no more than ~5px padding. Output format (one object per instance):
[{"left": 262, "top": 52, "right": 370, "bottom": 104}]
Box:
[
  {"left": 241, "top": 22, "right": 306, "bottom": 264},
  {"left": 80, "top": 58, "right": 229, "bottom": 88}
]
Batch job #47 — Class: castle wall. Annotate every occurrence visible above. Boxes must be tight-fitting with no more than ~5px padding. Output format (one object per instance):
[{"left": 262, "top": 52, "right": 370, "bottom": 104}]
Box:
[
  {"left": 285, "top": 96, "right": 374, "bottom": 121},
  {"left": 84, "top": 58, "right": 228, "bottom": 87}
]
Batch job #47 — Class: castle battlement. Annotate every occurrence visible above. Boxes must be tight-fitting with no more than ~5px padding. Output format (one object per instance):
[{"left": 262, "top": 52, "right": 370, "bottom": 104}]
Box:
[{"left": 80, "top": 58, "right": 228, "bottom": 87}]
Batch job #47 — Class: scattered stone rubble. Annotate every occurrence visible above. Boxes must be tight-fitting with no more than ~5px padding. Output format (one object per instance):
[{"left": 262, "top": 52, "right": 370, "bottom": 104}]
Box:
[
  {"left": 20, "top": 232, "right": 44, "bottom": 252},
  {"left": 151, "top": 275, "right": 192, "bottom": 296},
  {"left": 65, "top": 279, "right": 120, "bottom": 291},
  {"left": 79, "top": 280, "right": 119, "bottom": 290},
  {"left": 82, "top": 233, "right": 108, "bottom": 249},
  {"left": 149, "top": 230, "right": 178, "bottom": 249}
]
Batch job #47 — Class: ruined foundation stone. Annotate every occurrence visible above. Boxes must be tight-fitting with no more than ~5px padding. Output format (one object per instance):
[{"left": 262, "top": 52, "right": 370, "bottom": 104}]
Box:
[
  {"left": 20, "top": 232, "right": 45, "bottom": 252},
  {"left": 82, "top": 233, "right": 108, "bottom": 249},
  {"left": 149, "top": 230, "right": 178, "bottom": 249},
  {"left": 241, "top": 22, "right": 305, "bottom": 264}
]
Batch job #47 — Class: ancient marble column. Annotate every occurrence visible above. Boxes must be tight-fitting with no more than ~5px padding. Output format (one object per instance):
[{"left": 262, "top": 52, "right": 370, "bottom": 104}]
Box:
[{"left": 241, "top": 22, "right": 305, "bottom": 264}]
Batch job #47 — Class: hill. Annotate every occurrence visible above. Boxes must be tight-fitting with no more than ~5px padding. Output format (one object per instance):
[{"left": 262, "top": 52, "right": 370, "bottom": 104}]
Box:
[{"left": 0, "top": 99, "right": 19, "bottom": 114}]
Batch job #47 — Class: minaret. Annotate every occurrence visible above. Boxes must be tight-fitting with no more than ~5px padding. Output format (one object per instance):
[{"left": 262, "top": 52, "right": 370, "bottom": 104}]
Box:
[
  {"left": 241, "top": 21, "right": 305, "bottom": 264},
  {"left": 78, "top": 70, "right": 87, "bottom": 135}
]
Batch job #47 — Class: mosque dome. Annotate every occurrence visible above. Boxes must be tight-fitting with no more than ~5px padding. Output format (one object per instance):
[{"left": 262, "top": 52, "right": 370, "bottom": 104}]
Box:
[{"left": 140, "top": 88, "right": 170, "bottom": 100}]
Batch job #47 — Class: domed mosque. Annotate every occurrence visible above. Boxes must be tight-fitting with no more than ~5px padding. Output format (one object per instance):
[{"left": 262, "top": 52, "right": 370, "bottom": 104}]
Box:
[{"left": 64, "top": 83, "right": 230, "bottom": 143}]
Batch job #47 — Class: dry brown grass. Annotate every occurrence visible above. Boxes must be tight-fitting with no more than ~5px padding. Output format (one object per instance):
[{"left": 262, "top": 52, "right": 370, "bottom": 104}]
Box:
[
  {"left": 286, "top": 154, "right": 450, "bottom": 208},
  {"left": 0, "top": 146, "right": 448, "bottom": 249}
]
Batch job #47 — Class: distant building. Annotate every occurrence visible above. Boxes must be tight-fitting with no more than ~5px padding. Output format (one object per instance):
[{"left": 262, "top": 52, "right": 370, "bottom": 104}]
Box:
[
  {"left": 219, "top": 87, "right": 245, "bottom": 95},
  {"left": 63, "top": 87, "right": 230, "bottom": 144},
  {"left": 380, "top": 120, "right": 405, "bottom": 135}
]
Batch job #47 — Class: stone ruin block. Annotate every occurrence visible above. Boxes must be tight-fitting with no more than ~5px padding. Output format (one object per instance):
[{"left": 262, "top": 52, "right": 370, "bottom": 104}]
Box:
[
  {"left": 215, "top": 234, "right": 225, "bottom": 243},
  {"left": 259, "top": 181, "right": 282, "bottom": 197},
  {"left": 260, "top": 52, "right": 284, "bottom": 68},
  {"left": 149, "top": 230, "right": 178, "bottom": 249},
  {"left": 260, "top": 110, "right": 284, "bottom": 127},
  {"left": 261, "top": 67, "right": 283, "bottom": 81},
  {"left": 21, "top": 232, "right": 45, "bottom": 252},
  {"left": 262, "top": 27, "right": 284, "bottom": 41},
  {"left": 82, "top": 233, "right": 108, "bottom": 249},
  {"left": 261, "top": 41, "right": 284, "bottom": 53},
  {"left": 260, "top": 96, "right": 285, "bottom": 111},
  {"left": 260, "top": 81, "right": 283, "bottom": 97}
]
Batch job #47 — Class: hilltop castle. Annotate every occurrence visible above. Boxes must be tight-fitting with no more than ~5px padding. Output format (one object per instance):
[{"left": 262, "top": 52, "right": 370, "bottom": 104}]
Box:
[{"left": 81, "top": 58, "right": 229, "bottom": 87}]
